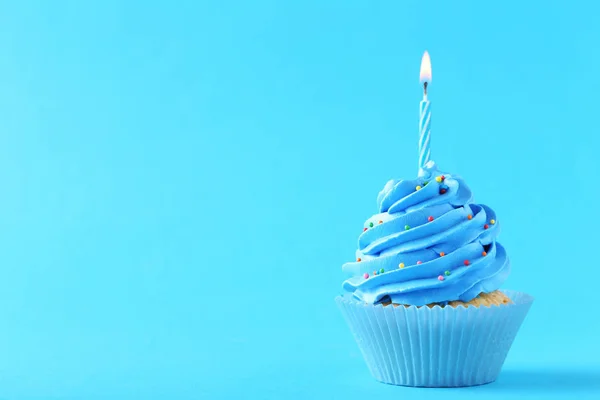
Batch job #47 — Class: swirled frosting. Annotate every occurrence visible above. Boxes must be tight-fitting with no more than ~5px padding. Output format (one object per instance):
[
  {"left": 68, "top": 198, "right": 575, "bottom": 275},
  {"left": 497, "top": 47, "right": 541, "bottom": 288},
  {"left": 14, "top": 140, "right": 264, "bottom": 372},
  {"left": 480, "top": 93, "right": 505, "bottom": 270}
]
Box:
[{"left": 342, "top": 161, "right": 510, "bottom": 306}]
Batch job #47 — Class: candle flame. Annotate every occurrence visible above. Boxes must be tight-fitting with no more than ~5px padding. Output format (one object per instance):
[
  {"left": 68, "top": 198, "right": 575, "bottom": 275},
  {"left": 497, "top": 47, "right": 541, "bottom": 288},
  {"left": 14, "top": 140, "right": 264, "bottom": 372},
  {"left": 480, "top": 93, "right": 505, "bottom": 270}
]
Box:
[{"left": 419, "top": 51, "right": 432, "bottom": 83}]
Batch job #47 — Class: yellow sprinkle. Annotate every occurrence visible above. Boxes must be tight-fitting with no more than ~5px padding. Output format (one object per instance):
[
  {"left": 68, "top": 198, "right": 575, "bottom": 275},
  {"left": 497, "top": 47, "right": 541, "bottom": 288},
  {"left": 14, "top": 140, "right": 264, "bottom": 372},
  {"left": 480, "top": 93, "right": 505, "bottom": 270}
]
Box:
[
  {"left": 399, "top": 263, "right": 405, "bottom": 269},
  {"left": 490, "top": 219, "right": 496, "bottom": 225},
  {"left": 435, "top": 176, "right": 442, "bottom": 183},
  {"left": 416, "top": 185, "right": 422, "bottom": 191}
]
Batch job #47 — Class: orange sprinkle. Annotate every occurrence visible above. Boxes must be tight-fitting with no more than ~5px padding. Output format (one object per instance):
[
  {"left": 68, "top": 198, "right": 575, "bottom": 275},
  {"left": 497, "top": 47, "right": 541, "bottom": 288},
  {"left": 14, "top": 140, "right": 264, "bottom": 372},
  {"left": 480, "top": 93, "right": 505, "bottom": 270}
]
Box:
[
  {"left": 357, "top": 258, "right": 362, "bottom": 262},
  {"left": 482, "top": 251, "right": 487, "bottom": 256},
  {"left": 440, "top": 252, "right": 445, "bottom": 257},
  {"left": 379, "top": 220, "right": 383, "bottom": 224},
  {"left": 467, "top": 215, "right": 473, "bottom": 220}
]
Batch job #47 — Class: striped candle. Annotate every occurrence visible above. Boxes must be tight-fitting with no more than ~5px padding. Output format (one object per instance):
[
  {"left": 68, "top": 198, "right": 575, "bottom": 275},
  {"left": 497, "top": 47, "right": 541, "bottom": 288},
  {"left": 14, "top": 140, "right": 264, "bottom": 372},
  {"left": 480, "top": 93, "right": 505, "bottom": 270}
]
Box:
[
  {"left": 419, "top": 51, "right": 432, "bottom": 170},
  {"left": 419, "top": 97, "right": 431, "bottom": 169}
]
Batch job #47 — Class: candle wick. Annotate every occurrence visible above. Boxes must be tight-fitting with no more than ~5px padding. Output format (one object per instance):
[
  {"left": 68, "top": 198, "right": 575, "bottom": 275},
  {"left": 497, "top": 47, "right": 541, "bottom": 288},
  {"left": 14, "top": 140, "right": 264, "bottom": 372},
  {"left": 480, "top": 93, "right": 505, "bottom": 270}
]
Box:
[{"left": 423, "top": 81, "right": 428, "bottom": 97}]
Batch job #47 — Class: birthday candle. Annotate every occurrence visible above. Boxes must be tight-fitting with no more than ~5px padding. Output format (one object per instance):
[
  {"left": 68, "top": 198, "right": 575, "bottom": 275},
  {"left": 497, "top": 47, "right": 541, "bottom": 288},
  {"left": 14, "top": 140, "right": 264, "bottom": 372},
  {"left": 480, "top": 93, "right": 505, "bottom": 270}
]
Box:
[{"left": 419, "top": 51, "right": 432, "bottom": 170}]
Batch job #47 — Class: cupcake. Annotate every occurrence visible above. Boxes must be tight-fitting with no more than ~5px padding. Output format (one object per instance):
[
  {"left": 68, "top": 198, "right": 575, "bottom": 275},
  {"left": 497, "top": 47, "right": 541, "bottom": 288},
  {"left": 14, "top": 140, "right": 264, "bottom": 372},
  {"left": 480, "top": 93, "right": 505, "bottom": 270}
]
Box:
[{"left": 336, "top": 161, "right": 533, "bottom": 387}]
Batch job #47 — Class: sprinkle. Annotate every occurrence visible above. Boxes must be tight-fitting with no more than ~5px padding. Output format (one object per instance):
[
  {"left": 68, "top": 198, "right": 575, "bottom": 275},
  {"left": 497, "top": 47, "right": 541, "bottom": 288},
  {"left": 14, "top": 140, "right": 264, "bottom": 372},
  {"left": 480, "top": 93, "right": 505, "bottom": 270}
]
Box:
[
  {"left": 435, "top": 176, "right": 443, "bottom": 183},
  {"left": 490, "top": 219, "right": 496, "bottom": 225},
  {"left": 464, "top": 260, "right": 470, "bottom": 266},
  {"left": 417, "top": 261, "right": 422, "bottom": 265},
  {"left": 369, "top": 222, "right": 374, "bottom": 227},
  {"left": 440, "top": 252, "right": 445, "bottom": 257},
  {"left": 399, "top": 263, "right": 405, "bottom": 269},
  {"left": 373, "top": 271, "right": 377, "bottom": 276},
  {"left": 441, "top": 175, "right": 445, "bottom": 181},
  {"left": 438, "top": 275, "right": 445, "bottom": 281},
  {"left": 428, "top": 216, "right": 434, "bottom": 222},
  {"left": 482, "top": 251, "right": 487, "bottom": 256},
  {"left": 357, "top": 258, "right": 362, "bottom": 262},
  {"left": 445, "top": 270, "right": 451, "bottom": 276},
  {"left": 439, "top": 188, "right": 447, "bottom": 194},
  {"left": 484, "top": 224, "right": 489, "bottom": 229},
  {"left": 405, "top": 225, "right": 410, "bottom": 230},
  {"left": 379, "top": 268, "right": 385, "bottom": 274},
  {"left": 416, "top": 185, "right": 422, "bottom": 191},
  {"left": 467, "top": 214, "right": 473, "bottom": 220},
  {"left": 363, "top": 227, "right": 367, "bottom": 232},
  {"left": 363, "top": 273, "right": 369, "bottom": 279},
  {"left": 423, "top": 181, "right": 429, "bottom": 186}
]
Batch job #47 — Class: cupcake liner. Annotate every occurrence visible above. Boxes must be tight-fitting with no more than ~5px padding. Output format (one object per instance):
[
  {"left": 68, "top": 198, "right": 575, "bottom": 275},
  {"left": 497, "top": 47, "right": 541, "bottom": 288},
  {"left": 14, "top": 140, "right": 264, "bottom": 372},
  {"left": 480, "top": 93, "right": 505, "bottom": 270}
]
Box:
[{"left": 336, "top": 290, "right": 533, "bottom": 387}]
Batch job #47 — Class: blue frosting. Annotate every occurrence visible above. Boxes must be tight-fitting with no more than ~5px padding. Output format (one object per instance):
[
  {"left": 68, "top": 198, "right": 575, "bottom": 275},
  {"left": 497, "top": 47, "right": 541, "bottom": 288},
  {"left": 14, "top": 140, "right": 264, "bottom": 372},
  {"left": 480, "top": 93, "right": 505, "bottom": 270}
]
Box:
[{"left": 342, "top": 161, "right": 510, "bottom": 306}]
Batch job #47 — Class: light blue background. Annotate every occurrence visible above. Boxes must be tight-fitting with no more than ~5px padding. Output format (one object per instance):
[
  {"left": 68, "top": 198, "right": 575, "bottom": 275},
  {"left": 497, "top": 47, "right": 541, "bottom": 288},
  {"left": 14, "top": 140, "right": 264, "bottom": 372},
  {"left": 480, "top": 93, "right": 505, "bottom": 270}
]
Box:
[{"left": 0, "top": 1, "right": 598, "bottom": 399}]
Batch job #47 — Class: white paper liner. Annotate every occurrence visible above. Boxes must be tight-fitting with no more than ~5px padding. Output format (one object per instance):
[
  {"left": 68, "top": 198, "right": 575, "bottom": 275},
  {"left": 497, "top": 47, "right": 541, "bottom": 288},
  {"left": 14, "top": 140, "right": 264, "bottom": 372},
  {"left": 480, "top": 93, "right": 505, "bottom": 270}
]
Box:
[{"left": 336, "top": 290, "right": 533, "bottom": 387}]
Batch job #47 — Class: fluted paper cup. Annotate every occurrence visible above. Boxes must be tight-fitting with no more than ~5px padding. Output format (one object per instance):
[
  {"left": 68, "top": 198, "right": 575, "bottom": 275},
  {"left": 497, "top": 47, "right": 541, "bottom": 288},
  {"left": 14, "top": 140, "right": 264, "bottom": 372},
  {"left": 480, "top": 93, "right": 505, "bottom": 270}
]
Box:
[{"left": 336, "top": 290, "right": 533, "bottom": 387}]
